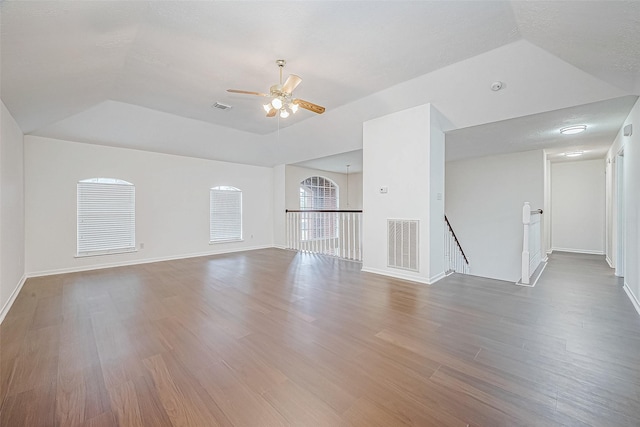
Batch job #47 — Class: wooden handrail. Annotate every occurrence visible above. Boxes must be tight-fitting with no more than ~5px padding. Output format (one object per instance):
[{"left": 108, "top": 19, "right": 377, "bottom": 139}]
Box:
[
  {"left": 444, "top": 215, "right": 469, "bottom": 265},
  {"left": 286, "top": 209, "right": 363, "bottom": 213}
]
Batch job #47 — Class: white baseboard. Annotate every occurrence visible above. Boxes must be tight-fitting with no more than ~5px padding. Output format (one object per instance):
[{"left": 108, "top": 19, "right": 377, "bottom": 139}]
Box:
[
  {"left": 605, "top": 255, "right": 614, "bottom": 268},
  {"left": 429, "top": 271, "right": 447, "bottom": 284},
  {"left": 26, "top": 245, "right": 275, "bottom": 278},
  {"left": 0, "top": 274, "right": 27, "bottom": 325},
  {"left": 515, "top": 261, "right": 548, "bottom": 288},
  {"left": 361, "top": 266, "right": 435, "bottom": 285},
  {"left": 623, "top": 283, "right": 640, "bottom": 317},
  {"left": 551, "top": 247, "right": 604, "bottom": 255}
]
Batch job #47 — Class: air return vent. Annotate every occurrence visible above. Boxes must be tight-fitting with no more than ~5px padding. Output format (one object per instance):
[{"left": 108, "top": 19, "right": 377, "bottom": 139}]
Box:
[
  {"left": 388, "top": 219, "right": 419, "bottom": 272},
  {"left": 212, "top": 102, "right": 232, "bottom": 111}
]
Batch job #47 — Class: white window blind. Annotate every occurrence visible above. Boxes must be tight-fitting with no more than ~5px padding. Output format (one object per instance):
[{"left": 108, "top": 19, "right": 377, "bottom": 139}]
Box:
[
  {"left": 77, "top": 178, "right": 135, "bottom": 256},
  {"left": 210, "top": 186, "right": 242, "bottom": 243}
]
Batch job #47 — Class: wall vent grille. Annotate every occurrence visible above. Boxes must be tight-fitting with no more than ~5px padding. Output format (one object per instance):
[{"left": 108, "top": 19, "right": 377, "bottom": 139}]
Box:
[{"left": 388, "top": 219, "right": 419, "bottom": 272}]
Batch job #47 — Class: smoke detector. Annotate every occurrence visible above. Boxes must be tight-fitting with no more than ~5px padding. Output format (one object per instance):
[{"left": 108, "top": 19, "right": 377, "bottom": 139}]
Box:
[{"left": 490, "top": 81, "right": 504, "bottom": 91}]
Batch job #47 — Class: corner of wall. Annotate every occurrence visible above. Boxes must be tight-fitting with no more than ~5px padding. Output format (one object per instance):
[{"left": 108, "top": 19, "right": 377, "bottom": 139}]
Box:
[
  {"left": 0, "top": 100, "right": 26, "bottom": 323},
  {"left": 0, "top": 274, "right": 26, "bottom": 324}
]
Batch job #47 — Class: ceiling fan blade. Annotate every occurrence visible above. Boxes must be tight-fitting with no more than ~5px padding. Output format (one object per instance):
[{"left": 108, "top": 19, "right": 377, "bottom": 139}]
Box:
[
  {"left": 227, "top": 89, "right": 269, "bottom": 97},
  {"left": 266, "top": 108, "right": 277, "bottom": 117},
  {"left": 293, "top": 99, "right": 325, "bottom": 114},
  {"left": 281, "top": 74, "right": 302, "bottom": 94}
]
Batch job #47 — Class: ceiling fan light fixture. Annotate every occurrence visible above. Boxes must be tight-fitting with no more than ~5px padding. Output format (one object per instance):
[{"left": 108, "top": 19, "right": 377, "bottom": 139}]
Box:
[
  {"left": 226, "top": 59, "right": 325, "bottom": 119},
  {"left": 271, "top": 97, "right": 283, "bottom": 110},
  {"left": 560, "top": 125, "right": 587, "bottom": 135}
]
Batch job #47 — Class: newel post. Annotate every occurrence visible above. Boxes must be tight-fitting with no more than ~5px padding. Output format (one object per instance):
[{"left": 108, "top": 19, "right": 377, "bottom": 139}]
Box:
[{"left": 521, "top": 202, "right": 531, "bottom": 285}]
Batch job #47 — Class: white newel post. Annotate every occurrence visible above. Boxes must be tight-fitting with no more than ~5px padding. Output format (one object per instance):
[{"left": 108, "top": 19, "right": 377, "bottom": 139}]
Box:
[{"left": 521, "top": 202, "right": 531, "bottom": 285}]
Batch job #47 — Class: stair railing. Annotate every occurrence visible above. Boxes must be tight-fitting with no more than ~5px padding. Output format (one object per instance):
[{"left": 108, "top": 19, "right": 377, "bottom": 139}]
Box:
[{"left": 444, "top": 215, "right": 470, "bottom": 274}]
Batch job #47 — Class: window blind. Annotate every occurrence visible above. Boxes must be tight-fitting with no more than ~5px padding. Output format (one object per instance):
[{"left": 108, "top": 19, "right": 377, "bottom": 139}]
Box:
[
  {"left": 77, "top": 181, "right": 136, "bottom": 256},
  {"left": 210, "top": 187, "right": 242, "bottom": 243}
]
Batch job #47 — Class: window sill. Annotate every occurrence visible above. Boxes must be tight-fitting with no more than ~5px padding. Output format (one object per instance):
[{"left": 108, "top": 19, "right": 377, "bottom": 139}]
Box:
[
  {"left": 209, "top": 239, "right": 244, "bottom": 245},
  {"left": 76, "top": 248, "right": 138, "bottom": 258}
]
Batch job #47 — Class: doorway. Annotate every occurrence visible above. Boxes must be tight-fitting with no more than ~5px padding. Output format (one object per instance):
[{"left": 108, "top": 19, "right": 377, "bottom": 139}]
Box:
[{"left": 615, "top": 150, "right": 625, "bottom": 277}]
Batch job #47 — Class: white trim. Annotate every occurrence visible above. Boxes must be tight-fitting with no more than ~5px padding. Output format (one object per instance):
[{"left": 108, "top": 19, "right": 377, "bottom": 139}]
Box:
[
  {"left": 606, "top": 255, "right": 614, "bottom": 269},
  {"left": 515, "top": 260, "right": 548, "bottom": 287},
  {"left": 551, "top": 247, "right": 605, "bottom": 255},
  {"left": 623, "top": 283, "right": 640, "bottom": 316},
  {"left": 273, "top": 244, "right": 287, "bottom": 250},
  {"left": 26, "top": 245, "right": 274, "bottom": 278},
  {"left": 361, "top": 266, "right": 433, "bottom": 285},
  {"left": 209, "top": 239, "right": 244, "bottom": 245},
  {"left": 75, "top": 248, "right": 138, "bottom": 258},
  {"left": 429, "top": 271, "right": 447, "bottom": 284},
  {"left": 0, "top": 274, "right": 27, "bottom": 325}
]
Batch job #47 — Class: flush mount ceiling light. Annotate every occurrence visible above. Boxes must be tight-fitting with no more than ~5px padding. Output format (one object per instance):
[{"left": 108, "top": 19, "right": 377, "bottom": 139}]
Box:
[
  {"left": 564, "top": 151, "right": 584, "bottom": 157},
  {"left": 560, "top": 125, "right": 587, "bottom": 135}
]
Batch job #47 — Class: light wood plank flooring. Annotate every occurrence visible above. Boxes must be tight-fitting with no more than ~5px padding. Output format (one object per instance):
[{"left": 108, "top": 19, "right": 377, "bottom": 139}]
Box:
[{"left": 1, "top": 249, "right": 639, "bottom": 426}]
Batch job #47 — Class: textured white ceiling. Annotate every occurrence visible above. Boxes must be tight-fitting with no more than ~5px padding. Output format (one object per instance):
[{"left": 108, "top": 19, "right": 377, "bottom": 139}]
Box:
[
  {"left": 1, "top": 1, "right": 639, "bottom": 167},
  {"left": 445, "top": 96, "right": 639, "bottom": 163},
  {"left": 293, "top": 150, "right": 363, "bottom": 174}
]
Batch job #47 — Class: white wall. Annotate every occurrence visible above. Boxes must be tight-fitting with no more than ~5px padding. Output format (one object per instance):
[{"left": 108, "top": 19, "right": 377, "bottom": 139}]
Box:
[
  {"left": 605, "top": 156, "right": 614, "bottom": 266},
  {"left": 272, "top": 164, "right": 286, "bottom": 248},
  {"left": 551, "top": 160, "right": 605, "bottom": 254},
  {"left": 346, "top": 172, "right": 363, "bottom": 210},
  {"left": 446, "top": 150, "right": 545, "bottom": 282},
  {"left": 0, "top": 101, "right": 25, "bottom": 322},
  {"left": 429, "top": 111, "right": 446, "bottom": 278},
  {"left": 544, "top": 158, "right": 552, "bottom": 255},
  {"left": 362, "top": 103, "right": 445, "bottom": 284},
  {"left": 24, "top": 136, "right": 274, "bottom": 275},
  {"left": 606, "top": 97, "right": 640, "bottom": 314}
]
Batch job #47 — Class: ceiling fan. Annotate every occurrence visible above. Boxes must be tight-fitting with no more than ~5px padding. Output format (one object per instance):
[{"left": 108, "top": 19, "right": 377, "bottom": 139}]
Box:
[{"left": 227, "top": 59, "right": 325, "bottom": 119}]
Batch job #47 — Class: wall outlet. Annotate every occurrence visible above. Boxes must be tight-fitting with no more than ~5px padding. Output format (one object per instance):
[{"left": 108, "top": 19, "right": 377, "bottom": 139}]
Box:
[{"left": 139, "top": 242, "right": 144, "bottom": 249}]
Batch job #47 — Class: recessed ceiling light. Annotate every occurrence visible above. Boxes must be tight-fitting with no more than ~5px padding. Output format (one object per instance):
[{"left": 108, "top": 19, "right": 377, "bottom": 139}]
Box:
[
  {"left": 564, "top": 151, "right": 584, "bottom": 157},
  {"left": 560, "top": 125, "right": 587, "bottom": 135}
]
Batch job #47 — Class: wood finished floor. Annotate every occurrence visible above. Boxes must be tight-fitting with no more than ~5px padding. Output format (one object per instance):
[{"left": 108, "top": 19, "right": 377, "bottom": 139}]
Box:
[{"left": 1, "top": 249, "right": 639, "bottom": 426}]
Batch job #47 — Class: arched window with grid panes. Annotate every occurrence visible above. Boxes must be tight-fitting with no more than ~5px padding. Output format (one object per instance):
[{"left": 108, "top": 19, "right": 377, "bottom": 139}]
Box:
[{"left": 299, "top": 176, "right": 338, "bottom": 240}]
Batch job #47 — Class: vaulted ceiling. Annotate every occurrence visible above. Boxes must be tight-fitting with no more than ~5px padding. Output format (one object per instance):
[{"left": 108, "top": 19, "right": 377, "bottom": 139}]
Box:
[{"left": 2, "top": 1, "right": 639, "bottom": 167}]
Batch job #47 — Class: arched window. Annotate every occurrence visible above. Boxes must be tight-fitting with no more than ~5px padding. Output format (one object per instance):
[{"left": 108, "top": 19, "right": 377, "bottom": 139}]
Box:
[
  {"left": 210, "top": 186, "right": 242, "bottom": 243},
  {"left": 299, "top": 176, "right": 338, "bottom": 210},
  {"left": 299, "top": 176, "right": 338, "bottom": 240},
  {"left": 77, "top": 178, "right": 135, "bottom": 256}
]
